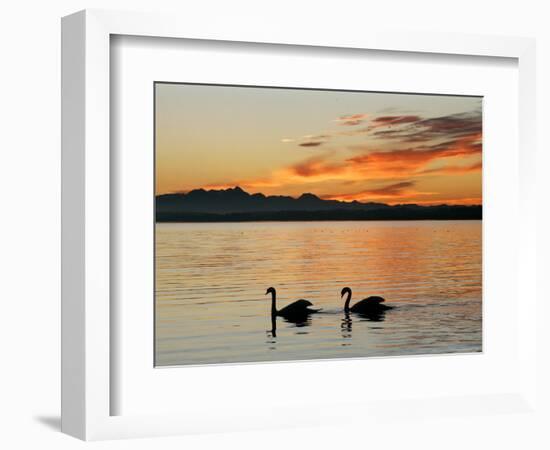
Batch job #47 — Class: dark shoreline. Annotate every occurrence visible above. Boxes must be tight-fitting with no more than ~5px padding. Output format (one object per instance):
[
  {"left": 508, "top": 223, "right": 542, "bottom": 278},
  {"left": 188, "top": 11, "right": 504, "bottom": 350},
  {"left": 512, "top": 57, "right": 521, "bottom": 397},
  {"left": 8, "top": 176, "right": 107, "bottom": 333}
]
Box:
[
  {"left": 156, "top": 207, "right": 482, "bottom": 223},
  {"left": 156, "top": 187, "right": 481, "bottom": 223}
]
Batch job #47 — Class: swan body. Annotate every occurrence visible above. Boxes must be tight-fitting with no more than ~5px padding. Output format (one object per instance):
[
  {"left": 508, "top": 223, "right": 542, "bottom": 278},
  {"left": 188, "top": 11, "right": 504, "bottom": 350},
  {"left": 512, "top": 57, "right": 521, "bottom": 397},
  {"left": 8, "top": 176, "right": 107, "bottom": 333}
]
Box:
[
  {"left": 341, "top": 287, "right": 393, "bottom": 314},
  {"left": 277, "top": 299, "right": 315, "bottom": 316},
  {"left": 266, "top": 287, "right": 319, "bottom": 321}
]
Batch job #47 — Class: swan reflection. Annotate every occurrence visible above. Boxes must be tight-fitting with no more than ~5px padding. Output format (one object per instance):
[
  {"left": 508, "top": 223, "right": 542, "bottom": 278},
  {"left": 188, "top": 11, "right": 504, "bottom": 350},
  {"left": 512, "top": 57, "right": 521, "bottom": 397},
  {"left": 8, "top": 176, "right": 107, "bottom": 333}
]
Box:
[
  {"left": 340, "top": 307, "right": 386, "bottom": 342},
  {"left": 341, "top": 312, "right": 353, "bottom": 339},
  {"left": 356, "top": 309, "right": 387, "bottom": 322},
  {"left": 266, "top": 307, "right": 313, "bottom": 341}
]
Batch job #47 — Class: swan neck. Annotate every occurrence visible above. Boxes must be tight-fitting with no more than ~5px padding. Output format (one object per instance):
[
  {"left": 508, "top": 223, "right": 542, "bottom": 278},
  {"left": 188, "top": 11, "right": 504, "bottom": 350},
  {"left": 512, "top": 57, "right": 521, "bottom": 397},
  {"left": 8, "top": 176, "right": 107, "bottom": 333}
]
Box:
[
  {"left": 344, "top": 290, "right": 352, "bottom": 312},
  {"left": 271, "top": 290, "right": 277, "bottom": 315}
]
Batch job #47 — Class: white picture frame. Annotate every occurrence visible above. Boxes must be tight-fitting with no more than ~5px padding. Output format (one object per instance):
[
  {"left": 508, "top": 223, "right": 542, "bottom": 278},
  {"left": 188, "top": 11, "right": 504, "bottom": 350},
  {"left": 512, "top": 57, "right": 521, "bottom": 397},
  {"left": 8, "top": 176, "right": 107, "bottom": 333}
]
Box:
[{"left": 61, "top": 9, "right": 537, "bottom": 441}]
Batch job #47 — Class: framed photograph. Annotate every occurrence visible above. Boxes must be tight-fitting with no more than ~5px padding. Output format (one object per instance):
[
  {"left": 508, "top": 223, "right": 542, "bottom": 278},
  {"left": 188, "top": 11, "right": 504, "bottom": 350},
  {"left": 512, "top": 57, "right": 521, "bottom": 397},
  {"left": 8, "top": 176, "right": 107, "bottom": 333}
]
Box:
[
  {"left": 154, "top": 82, "right": 483, "bottom": 368},
  {"left": 62, "top": 9, "right": 538, "bottom": 441}
]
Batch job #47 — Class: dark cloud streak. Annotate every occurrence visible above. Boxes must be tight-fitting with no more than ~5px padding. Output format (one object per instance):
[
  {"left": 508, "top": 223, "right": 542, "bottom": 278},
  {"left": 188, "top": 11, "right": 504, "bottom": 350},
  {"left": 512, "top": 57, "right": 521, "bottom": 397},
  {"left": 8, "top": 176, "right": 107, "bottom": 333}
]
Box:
[
  {"left": 299, "top": 141, "right": 324, "bottom": 147},
  {"left": 371, "top": 111, "right": 482, "bottom": 144}
]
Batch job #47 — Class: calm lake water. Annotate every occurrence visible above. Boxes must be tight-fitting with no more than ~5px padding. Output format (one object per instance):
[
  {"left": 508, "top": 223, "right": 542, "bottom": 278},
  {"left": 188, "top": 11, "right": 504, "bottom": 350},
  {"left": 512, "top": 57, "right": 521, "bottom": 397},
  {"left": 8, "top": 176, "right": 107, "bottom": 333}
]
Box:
[{"left": 155, "top": 220, "right": 482, "bottom": 366}]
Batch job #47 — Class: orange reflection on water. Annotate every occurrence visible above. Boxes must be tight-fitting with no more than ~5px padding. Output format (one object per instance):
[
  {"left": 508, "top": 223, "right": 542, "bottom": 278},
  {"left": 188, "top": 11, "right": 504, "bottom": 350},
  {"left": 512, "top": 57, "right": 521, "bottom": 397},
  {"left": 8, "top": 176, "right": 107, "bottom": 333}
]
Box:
[{"left": 155, "top": 220, "right": 481, "bottom": 366}]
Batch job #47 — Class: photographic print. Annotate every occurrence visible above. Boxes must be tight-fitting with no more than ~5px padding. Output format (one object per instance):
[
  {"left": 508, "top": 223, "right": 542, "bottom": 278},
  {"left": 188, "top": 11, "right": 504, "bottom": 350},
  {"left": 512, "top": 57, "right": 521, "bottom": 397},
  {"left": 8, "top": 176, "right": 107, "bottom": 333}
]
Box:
[{"left": 155, "top": 83, "right": 482, "bottom": 367}]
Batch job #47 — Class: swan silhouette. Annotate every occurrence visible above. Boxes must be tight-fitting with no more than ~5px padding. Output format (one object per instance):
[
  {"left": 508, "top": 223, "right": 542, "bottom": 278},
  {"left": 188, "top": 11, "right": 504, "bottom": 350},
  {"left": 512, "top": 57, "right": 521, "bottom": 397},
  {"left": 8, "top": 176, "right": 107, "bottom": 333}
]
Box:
[
  {"left": 341, "top": 287, "right": 393, "bottom": 314},
  {"left": 266, "top": 287, "right": 319, "bottom": 322}
]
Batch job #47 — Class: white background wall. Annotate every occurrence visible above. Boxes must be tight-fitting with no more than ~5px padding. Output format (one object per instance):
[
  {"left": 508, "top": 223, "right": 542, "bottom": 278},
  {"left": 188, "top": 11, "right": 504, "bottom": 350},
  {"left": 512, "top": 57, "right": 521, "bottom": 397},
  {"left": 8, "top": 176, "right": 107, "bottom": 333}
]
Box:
[{"left": 0, "top": 1, "right": 548, "bottom": 448}]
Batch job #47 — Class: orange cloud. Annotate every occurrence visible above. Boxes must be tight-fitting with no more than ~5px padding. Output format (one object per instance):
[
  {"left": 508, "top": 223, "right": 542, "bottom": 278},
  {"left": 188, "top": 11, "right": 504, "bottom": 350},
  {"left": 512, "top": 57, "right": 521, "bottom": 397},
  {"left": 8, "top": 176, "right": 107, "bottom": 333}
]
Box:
[
  {"left": 324, "top": 184, "right": 481, "bottom": 205},
  {"left": 409, "top": 197, "right": 482, "bottom": 206},
  {"left": 419, "top": 161, "right": 482, "bottom": 175},
  {"left": 335, "top": 113, "right": 369, "bottom": 126},
  {"left": 203, "top": 131, "right": 481, "bottom": 199},
  {"left": 290, "top": 155, "right": 346, "bottom": 177},
  {"left": 191, "top": 111, "right": 481, "bottom": 205},
  {"left": 372, "top": 115, "right": 421, "bottom": 126},
  {"left": 323, "top": 180, "right": 439, "bottom": 203},
  {"left": 347, "top": 131, "right": 482, "bottom": 178}
]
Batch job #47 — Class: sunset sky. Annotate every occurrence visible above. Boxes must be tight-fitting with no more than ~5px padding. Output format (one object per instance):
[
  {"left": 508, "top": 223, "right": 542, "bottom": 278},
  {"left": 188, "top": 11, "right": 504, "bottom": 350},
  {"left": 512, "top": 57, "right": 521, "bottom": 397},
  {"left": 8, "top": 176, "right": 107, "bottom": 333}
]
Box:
[{"left": 155, "top": 83, "right": 482, "bottom": 205}]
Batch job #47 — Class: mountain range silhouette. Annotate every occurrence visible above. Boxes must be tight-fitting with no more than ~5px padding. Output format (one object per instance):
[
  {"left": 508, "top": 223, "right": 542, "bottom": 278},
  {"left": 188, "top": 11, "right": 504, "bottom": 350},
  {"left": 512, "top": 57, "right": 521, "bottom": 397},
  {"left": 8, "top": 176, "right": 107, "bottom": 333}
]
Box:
[{"left": 156, "top": 187, "right": 482, "bottom": 222}]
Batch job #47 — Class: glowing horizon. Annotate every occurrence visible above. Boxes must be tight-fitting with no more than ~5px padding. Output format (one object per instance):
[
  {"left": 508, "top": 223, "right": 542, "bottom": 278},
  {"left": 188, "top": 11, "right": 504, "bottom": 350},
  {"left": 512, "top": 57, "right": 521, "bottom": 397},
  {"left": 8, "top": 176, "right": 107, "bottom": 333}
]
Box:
[{"left": 155, "top": 83, "right": 482, "bottom": 206}]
